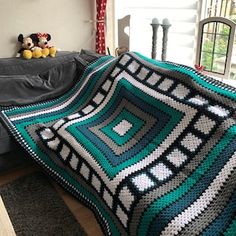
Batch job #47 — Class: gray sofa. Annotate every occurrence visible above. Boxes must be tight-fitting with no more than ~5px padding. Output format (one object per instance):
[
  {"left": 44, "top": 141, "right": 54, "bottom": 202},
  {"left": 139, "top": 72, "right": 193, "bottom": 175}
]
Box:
[{"left": 0, "top": 50, "right": 103, "bottom": 171}]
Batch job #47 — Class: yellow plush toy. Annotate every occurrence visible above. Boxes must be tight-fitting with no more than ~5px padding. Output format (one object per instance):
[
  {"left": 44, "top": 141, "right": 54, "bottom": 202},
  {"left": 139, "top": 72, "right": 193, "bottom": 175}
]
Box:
[
  {"left": 49, "top": 47, "right": 57, "bottom": 57},
  {"left": 41, "top": 48, "right": 50, "bottom": 58},
  {"left": 22, "top": 49, "right": 33, "bottom": 60},
  {"left": 32, "top": 47, "right": 43, "bottom": 59}
]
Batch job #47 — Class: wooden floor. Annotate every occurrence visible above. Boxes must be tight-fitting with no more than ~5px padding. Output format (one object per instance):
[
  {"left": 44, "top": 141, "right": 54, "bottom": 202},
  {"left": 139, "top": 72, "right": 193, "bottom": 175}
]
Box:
[
  {"left": 0, "top": 164, "right": 104, "bottom": 236},
  {"left": 0, "top": 196, "right": 16, "bottom": 236}
]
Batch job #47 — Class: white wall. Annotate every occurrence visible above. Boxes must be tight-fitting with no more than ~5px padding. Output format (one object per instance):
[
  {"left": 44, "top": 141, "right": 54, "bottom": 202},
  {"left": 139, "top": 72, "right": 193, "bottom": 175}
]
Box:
[
  {"left": 115, "top": 0, "right": 199, "bottom": 66},
  {"left": 0, "top": 0, "right": 95, "bottom": 58}
]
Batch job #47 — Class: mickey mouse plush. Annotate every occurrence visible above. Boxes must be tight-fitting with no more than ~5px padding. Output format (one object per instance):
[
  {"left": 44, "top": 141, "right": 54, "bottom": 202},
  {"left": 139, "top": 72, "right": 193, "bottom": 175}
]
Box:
[
  {"left": 31, "top": 33, "right": 57, "bottom": 57},
  {"left": 18, "top": 34, "right": 34, "bottom": 52},
  {"left": 17, "top": 34, "right": 43, "bottom": 59},
  {"left": 17, "top": 34, "right": 34, "bottom": 59}
]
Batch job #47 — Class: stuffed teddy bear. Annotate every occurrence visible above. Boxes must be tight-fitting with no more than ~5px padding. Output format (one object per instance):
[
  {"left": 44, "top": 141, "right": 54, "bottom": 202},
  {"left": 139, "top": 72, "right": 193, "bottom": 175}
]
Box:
[
  {"left": 31, "top": 33, "right": 57, "bottom": 57},
  {"left": 17, "top": 34, "right": 43, "bottom": 59}
]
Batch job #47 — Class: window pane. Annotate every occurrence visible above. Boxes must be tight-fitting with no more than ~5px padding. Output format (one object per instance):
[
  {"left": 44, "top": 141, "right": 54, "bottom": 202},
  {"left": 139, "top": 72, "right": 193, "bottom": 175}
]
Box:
[
  {"left": 230, "top": 69, "right": 236, "bottom": 80},
  {"left": 230, "top": 48, "right": 236, "bottom": 80},
  {"left": 215, "top": 35, "right": 229, "bottom": 54},
  {"left": 216, "top": 22, "right": 230, "bottom": 35},
  {"left": 202, "top": 33, "right": 214, "bottom": 53},
  {"left": 200, "top": 51, "right": 213, "bottom": 70},
  {"left": 203, "top": 22, "right": 216, "bottom": 33},
  {"left": 212, "top": 55, "right": 226, "bottom": 74}
]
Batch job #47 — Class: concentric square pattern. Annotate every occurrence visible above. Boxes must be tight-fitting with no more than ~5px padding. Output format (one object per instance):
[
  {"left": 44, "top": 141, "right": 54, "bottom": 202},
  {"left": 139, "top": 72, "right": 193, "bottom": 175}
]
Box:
[{"left": 66, "top": 79, "right": 184, "bottom": 177}]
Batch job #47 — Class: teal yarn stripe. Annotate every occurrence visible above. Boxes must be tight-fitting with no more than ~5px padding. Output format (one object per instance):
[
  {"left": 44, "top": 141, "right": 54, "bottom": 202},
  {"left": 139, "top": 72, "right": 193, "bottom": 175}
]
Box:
[
  {"left": 136, "top": 52, "right": 236, "bottom": 102},
  {"left": 138, "top": 125, "right": 236, "bottom": 236}
]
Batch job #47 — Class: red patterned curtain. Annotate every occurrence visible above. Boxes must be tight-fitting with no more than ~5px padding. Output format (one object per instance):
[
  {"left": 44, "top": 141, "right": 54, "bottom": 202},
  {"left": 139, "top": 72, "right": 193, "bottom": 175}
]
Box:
[{"left": 96, "top": 0, "right": 107, "bottom": 54}]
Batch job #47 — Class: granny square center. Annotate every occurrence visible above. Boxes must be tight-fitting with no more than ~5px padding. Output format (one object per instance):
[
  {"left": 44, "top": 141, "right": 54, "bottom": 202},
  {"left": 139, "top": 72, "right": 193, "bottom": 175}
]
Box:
[{"left": 112, "top": 119, "right": 133, "bottom": 136}]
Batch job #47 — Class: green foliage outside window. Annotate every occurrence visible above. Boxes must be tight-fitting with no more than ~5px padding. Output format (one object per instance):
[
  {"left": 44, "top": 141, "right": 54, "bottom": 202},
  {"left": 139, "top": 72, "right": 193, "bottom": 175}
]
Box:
[{"left": 201, "top": 26, "right": 230, "bottom": 74}]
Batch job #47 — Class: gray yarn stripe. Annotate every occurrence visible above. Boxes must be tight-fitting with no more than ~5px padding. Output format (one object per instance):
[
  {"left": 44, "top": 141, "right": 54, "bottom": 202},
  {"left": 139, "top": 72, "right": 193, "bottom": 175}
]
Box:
[
  {"left": 89, "top": 98, "right": 156, "bottom": 155},
  {"left": 129, "top": 120, "right": 234, "bottom": 236},
  {"left": 159, "top": 151, "right": 236, "bottom": 236},
  {"left": 176, "top": 165, "right": 236, "bottom": 236},
  {"left": 27, "top": 125, "right": 129, "bottom": 236}
]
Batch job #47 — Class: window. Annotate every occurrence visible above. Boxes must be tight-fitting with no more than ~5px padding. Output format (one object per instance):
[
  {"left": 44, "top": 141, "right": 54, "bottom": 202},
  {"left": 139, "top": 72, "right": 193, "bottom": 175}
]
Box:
[
  {"left": 113, "top": 0, "right": 236, "bottom": 86},
  {"left": 195, "top": 17, "right": 236, "bottom": 80},
  {"left": 201, "top": 0, "right": 236, "bottom": 19},
  {"left": 200, "top": 0, "right": 236, "bottom": 85}
]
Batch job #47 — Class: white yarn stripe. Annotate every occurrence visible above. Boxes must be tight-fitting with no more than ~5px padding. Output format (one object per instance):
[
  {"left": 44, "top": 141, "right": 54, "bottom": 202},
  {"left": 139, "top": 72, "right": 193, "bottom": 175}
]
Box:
[
  {"left": 160, "top": 151, "right": 236, "bottom": 236},
  {"left": 56, "top": 71, "right": 197, "bottom": 193},
  {"left": 10, "top": 59, "right": 116, "bottom": 122},
  {"left": 53, "top": 119, "right": 65, "bottom": 130},
  {"left": 59, "top": 71, "right": 196, "bottom": 132}
]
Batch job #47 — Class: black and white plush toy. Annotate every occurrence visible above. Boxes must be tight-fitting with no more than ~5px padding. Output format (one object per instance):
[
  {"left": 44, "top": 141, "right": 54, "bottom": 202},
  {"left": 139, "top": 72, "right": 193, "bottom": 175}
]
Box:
[
  {"left": 17, "top": 33, "right": 35, "bottom": 58},
  {"left": 30, "top": 33, "right": 57, "bottom": 57}
]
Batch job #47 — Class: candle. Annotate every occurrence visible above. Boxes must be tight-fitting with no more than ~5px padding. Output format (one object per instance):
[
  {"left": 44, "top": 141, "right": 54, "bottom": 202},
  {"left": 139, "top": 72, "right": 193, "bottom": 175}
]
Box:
[
  {"left": 152, "top": 18, "right": 159, "bottom": 25},
  {"left": 162, "top": 18, "right": 170, "bottom": 26}
]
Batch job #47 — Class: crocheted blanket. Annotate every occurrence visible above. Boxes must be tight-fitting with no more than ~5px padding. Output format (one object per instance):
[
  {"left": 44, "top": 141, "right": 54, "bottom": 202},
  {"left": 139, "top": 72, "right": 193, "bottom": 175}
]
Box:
[{"left": 1, "top": 52, "right": 236, "bottom": 235}]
